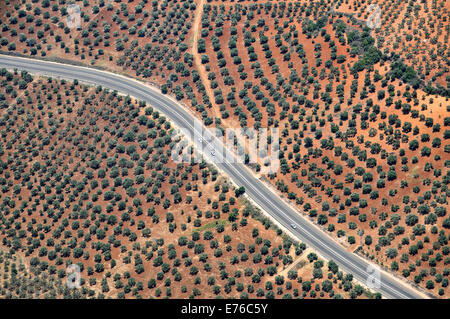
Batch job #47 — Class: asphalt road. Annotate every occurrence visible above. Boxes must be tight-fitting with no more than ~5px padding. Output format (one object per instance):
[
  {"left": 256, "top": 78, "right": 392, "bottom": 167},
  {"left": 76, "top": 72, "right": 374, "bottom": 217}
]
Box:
[{"left": 0, "top": 54, "right": 425, "bottom": 299}]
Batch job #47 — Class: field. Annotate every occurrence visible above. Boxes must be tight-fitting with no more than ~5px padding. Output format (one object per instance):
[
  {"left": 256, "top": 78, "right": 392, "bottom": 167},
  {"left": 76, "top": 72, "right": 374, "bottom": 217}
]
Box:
[
  {"left": 0, "top": 70, "right": 379, "bottom": 299},
  {"left": 332, "top": 0, "right": 449, "bottom": 88},
  {"left": 0, "top": 0, "right": 448, "bottom": 299}
]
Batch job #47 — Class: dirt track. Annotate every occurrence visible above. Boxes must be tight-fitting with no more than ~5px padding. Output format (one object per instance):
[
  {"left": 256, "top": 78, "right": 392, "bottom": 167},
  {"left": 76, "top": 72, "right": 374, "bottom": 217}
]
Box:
[{"left": 191, "top": 0, "right": 226, "bottom": 125}]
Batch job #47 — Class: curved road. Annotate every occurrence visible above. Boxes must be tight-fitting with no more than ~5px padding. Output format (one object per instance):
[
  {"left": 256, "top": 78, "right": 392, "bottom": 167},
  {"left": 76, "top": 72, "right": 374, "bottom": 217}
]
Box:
[{"left": 0, "top": 54, "right": 425, "bottom": 299}]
